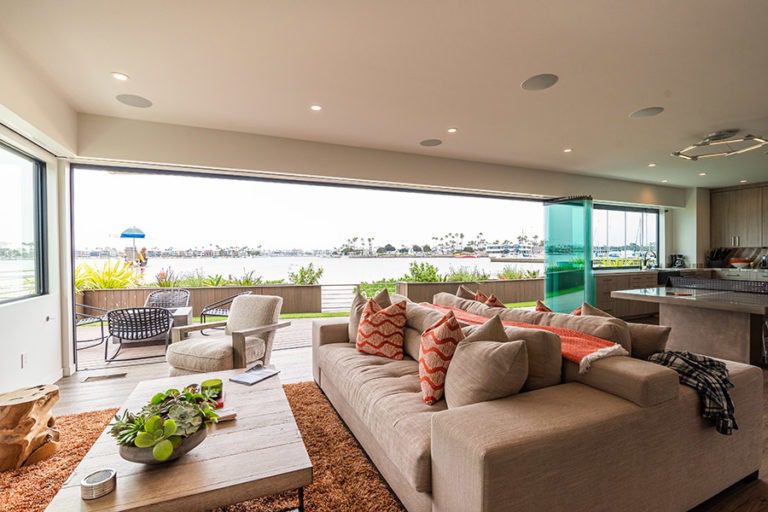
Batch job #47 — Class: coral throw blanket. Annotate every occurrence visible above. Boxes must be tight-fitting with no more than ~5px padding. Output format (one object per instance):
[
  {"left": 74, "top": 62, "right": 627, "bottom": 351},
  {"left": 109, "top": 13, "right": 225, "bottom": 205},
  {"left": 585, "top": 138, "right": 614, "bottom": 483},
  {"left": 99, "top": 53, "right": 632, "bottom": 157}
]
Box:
[{"left": 424, "top": 304, "right": 628, "bottom": 373}]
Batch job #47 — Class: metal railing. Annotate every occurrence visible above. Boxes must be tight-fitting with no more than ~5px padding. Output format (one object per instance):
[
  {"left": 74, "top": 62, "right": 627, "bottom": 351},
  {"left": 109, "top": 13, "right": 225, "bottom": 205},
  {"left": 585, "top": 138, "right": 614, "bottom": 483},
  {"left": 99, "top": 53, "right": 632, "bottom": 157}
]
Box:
[{"left": 321, "top": 283, "right": 358, "bottom": 312}]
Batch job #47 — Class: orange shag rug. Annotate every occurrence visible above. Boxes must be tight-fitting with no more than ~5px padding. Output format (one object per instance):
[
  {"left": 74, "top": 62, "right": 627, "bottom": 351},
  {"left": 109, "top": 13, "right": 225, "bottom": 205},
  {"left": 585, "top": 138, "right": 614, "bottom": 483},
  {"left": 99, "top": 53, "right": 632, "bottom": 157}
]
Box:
[{"left": 0, "top": 382, "right": 404, "bottom": 512}]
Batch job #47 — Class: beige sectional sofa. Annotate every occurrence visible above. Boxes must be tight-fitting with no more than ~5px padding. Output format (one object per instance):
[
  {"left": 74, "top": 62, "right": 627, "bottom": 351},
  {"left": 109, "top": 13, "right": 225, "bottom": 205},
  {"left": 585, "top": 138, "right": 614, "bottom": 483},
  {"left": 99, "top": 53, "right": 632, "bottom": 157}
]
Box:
[{"left": 311, "top": 295, "right": 762, "bottom": 512}]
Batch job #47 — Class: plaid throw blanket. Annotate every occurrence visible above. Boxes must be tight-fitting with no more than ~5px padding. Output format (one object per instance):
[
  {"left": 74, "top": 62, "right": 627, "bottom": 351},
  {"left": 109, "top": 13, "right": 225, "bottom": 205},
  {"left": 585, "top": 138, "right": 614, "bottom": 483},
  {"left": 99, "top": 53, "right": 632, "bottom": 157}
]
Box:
[{"left": 648, "top": 351, "right": 737, "bottom": 435}]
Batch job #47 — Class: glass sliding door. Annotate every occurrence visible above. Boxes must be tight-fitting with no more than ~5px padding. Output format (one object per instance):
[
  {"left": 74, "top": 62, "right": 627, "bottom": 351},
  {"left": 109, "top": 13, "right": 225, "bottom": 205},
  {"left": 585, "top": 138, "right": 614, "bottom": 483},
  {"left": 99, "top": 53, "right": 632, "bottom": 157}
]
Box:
[{"left": 544, "top": 196, "right": 594, "bottom": 312}]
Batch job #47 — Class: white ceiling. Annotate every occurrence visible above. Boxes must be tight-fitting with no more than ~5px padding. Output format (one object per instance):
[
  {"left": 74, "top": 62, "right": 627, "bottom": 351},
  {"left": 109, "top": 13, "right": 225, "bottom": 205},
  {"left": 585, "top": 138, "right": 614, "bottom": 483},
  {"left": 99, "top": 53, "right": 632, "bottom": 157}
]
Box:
[{"left": 1, "top": 0, "right": 768, "bottom": 188}]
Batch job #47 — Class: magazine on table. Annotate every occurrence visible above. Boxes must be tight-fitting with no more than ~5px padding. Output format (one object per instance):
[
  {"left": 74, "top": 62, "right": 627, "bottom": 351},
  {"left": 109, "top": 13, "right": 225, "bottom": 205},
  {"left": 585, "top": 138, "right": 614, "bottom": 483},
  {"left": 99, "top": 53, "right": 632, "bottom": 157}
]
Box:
[{"left": 229, "top": 366, "right": 280, "bottom": 386}]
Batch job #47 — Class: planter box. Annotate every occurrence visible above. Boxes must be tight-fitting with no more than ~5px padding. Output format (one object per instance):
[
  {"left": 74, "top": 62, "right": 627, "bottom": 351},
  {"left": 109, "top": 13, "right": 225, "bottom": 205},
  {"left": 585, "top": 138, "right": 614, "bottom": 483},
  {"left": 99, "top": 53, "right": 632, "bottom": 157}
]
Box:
[
  {"left": 395, "top": 279, "right": 544, "bottom": 304},
  {"left": 80, "top": 284, "right": 322, "bottom": 315}
]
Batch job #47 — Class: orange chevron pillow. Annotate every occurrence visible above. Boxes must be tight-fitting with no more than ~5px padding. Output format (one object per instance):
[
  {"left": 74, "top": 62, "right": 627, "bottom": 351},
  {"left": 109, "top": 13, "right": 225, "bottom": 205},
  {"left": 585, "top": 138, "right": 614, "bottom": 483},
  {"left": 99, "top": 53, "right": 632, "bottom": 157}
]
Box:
[
  {"left": 356, "top": 299, "right": 407, "bottom": 360},
  {"left": 419, "top": 311, "right": 465, "bottom": 405}
]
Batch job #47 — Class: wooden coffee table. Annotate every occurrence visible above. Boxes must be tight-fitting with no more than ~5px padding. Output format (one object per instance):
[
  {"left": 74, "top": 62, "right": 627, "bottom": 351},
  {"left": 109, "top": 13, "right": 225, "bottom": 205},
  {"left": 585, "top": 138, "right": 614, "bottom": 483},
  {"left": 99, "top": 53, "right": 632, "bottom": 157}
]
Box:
[{"left": 47, "top": 370, "right": 312, "bottom": 511}]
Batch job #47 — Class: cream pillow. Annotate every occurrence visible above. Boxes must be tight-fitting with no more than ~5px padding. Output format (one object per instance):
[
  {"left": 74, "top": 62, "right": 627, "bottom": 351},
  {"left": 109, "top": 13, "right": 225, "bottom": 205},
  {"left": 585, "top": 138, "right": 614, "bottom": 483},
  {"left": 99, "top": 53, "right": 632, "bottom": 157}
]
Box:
[
  {"left": 445, "top": 340, "right": 528, "bottom": 408},
  {"left": 456, "top": 284, "right": 477, "bottom": 300},
  {"left": 461, "top": 314, "right": 508, "bottom": 343},
  {"left": 349, "top": 288, "right": 391, "bottom": 342},
  {"left": 580, "top": 303, "right": 670, "bottom": 360}
]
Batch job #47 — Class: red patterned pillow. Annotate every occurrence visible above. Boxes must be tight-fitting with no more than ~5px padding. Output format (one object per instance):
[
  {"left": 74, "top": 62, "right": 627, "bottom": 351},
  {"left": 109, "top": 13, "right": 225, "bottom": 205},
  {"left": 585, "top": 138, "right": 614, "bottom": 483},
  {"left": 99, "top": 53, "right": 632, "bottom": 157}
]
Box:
[
  {"left": 356, "top": 300, "right": 407, "bottom": 359},
  {"left": 419, "top": 311, "right": 465, "bottom": 405},
  {"left": 473, "top": 291, "right": 506, "bottom": 308}
]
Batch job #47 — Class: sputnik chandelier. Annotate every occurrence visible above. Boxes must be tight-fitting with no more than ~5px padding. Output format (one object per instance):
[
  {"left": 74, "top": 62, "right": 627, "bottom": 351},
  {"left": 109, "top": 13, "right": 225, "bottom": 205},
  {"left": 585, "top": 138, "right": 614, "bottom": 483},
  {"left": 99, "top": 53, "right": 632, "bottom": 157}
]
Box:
[{"left": 672, "top": 129, "right": 768, "bottom": 161}]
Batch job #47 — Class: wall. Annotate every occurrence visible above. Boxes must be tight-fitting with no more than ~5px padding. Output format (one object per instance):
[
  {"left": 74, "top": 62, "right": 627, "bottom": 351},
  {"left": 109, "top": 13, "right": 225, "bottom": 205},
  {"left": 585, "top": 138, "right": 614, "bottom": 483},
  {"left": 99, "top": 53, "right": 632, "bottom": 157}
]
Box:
[
  {"left": 0, "top": 126, "right": 65, "bottom": 393},
  {"left": 668, "top": 187, "right": 711, "bottom": 267},
  {"left": 0, "top": 35, "right": 77, "bottom": 156},
  {"left": 77, "top": 114, "right": 687, "bottom": 208}
]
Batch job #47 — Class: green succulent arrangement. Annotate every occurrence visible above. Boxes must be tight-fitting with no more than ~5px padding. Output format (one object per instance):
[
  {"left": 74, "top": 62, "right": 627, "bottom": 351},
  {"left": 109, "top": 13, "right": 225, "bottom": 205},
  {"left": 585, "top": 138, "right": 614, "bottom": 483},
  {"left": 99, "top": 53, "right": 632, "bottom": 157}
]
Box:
[{"left": 110, "top": 385, "right": 219, "bottom": 461}]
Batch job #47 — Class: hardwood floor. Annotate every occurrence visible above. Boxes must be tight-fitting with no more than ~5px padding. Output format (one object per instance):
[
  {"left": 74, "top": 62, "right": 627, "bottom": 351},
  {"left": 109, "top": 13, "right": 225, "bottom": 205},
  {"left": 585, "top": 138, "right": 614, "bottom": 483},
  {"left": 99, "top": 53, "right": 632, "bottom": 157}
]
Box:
[{"left": 55, "top": 337, "right": 768, "bottom": 511}]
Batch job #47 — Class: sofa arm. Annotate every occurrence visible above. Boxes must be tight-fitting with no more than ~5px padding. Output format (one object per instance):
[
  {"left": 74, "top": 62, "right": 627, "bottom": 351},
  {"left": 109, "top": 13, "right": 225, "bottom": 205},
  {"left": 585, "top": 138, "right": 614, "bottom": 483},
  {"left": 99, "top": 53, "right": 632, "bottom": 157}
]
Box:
[
  {"left": 312, "top": 318, "right": 350, "bottom": 385},
  {"left": 563, "top": 356, "right": 679, "bottom": 407},
  {"left": 431, "top": 383, "right": 639, "bottom": 512}
]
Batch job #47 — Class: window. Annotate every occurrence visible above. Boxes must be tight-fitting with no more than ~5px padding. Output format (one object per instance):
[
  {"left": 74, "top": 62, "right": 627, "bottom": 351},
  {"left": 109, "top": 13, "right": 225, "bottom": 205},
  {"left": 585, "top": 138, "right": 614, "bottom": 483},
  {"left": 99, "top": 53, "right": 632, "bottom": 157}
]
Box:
[
  {"left": 0, "top": 142, "right": 46, "bottom": 303},
  {"left": 592, "top": 205, "right": 658, "bottom": 268}
]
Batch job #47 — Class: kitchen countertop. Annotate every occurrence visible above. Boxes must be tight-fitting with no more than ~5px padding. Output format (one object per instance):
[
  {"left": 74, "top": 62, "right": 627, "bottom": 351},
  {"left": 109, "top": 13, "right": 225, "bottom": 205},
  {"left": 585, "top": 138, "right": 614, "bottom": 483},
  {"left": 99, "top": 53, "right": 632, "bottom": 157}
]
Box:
[{"left": 611, "top": 286, "right": 768, "bottom": 315}]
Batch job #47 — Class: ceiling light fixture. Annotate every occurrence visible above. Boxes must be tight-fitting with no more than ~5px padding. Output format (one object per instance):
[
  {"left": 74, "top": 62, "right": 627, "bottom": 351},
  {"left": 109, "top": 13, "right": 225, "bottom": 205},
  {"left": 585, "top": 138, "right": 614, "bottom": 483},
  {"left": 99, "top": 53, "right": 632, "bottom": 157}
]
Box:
[
  {"left": 648, "top": 163, "right": 656, "bottom": 167},
  {"left": 563, "top": 148, "right": 573, "bottom": 153},
  {"left": 672, "top": 129, "right": 768, "bottom": 160},
  {"left": 661, "top": 179, "right": 669, "bottom": 183},
  {"left": 447, "top": 128, "right": 458, "bottom": 133},
  {"left": 740, "top": 179, "right": 748, "bottom": 183},
  {"left": 629, "top": 106, "right": 664, "bottom": 119},
  {"left": 521, "top": 73, "right": 559, "bottom": 91},
  {"left": 420, "top": 139, "right": 442, "bottom": 147},
  {"left": 116, "top": 94, "right": 152, "bottom": 108},
  {"left": 111, "top": 72, "right": 129, "bottom": 81},
  {"left": 698, "top": 172, "right": 707, "bottom": 176},
  {"left": 310, "top": 105, "right": 322, "bottom": 111}
]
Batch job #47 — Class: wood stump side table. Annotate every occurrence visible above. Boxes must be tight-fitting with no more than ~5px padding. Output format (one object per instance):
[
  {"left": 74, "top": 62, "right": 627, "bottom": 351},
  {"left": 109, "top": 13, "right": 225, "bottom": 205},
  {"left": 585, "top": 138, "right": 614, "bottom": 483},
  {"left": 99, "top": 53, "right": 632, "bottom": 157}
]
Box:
[{"left": 0, "top": 384, "right": 61, "bottom": 470}]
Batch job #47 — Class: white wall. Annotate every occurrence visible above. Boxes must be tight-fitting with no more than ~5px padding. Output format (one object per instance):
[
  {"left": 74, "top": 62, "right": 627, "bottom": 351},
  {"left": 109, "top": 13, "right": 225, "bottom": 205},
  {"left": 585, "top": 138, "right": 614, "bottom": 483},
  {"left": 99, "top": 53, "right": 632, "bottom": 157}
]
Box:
[
  {"left": 77, "top": 114, "right": 687, "bottom": 208},
  {"left": 0, "top": 127, "right": 67, "bottom": 393},
  {"left": 0, "top": 34, "right": 77, "bottom": 156},
  {"left": 668, "top": 188, "right": 711, "bottom": 267}
]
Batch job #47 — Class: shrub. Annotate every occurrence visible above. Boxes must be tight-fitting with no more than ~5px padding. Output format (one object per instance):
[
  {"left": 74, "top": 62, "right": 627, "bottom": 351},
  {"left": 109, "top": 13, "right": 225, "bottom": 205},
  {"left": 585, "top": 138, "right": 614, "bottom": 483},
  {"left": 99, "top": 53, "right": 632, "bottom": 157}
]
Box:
[
  {"left": 289, "top": 263, "right": 324, "bottom": 285},
  {"left": 227, "top": 270, "right": 262, "bottom": 286},
  {"left": 358, "top": 279, "right": 398, "bottom": 297},
  {"left": 443, "top": 265, "right": 490, "bottom": 282},
  {"left": 155, "top": 267, "right": 180, "bottom": 287},
  {"left": 77, "top": 260, "right": 140, "bottom": 290},
  {"left": 402, "top": 261, "right": 442, "bottom": 282},
  {"left": 496, "top": 265, "right": 541, "bottom": 280}
]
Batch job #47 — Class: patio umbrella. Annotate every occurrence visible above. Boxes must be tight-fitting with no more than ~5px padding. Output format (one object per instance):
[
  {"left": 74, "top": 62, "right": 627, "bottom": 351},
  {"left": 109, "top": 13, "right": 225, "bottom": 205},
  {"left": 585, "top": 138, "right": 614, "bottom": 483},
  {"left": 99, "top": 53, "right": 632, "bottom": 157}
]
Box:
[{"left": 120, "top": 226, "right": 145, "bottom": 251}]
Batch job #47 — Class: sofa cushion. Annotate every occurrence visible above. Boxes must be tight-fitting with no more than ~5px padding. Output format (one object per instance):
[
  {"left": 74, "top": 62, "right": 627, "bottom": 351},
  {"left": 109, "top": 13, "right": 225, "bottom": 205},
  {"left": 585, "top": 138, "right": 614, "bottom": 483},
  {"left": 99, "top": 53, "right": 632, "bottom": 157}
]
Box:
[
  {"left": 445, "top": 340, "right": 528, "bottom": 408},
  {"left": 402, "top": 301, "right": 445, "bottom": 360},
  {"left": 349, "top": 288, "right": 391, "bottom": 342},
  {"left": 316, "top": 343, "right": 445, "bottom": 492},
  {"left": 461, "top": 314, "right": 508, "bottom": 343},
  {"left": 433, "top": 292, "right": 506, "bottom": 317},
  {"left": 420, "top": 311, "right": 465, "bottom": 405},
  {"left": 581, "top": 303, "right": 670, "bottom": 360},
  {"left": 503, "top": 325, "right": 562, "bottom": 391},
  {"left": 167, "top": 333, "right": 265, "bottom": 372},
  {"left": 536, "top": 312, "right": 632, "bottom": 353},
  {"left": 356, "top": 299, "right": 406, "bottom": 360},
  {"left": 456, "top": 284, "right": 476, "bottom": 300}
]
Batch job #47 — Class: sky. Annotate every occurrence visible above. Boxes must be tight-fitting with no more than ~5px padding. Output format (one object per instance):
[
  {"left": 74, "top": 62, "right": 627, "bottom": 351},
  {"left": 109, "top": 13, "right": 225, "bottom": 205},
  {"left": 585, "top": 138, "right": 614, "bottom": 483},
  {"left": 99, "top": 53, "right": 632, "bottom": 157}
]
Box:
[
  {"left": 0, "top": 146, "right": 35, "bottom": 247},
  {"left": 73, "top": 168, "right": 545, "bottom": 250}
]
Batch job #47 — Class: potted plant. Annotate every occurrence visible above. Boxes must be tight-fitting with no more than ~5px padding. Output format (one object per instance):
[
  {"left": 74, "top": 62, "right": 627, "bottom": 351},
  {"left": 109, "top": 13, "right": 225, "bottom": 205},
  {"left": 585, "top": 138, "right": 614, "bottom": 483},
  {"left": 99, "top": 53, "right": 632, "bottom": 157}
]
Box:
[{"left": 110, "top": 384, "right": 218, "bottom": 464}]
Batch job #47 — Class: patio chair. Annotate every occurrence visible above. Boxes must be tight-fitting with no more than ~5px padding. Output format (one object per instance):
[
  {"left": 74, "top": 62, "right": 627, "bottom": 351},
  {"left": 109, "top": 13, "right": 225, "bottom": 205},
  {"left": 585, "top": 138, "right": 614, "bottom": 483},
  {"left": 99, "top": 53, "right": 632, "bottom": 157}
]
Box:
[
  {"left": 144, "top": 288, "right": 190, "bottom": 308},
  {"left": 166, "top": 295, "right": 288, "bottom": 375},
  {"left": 201, "top": 291, "right": 252, "bottom": 323},
  {"left": 105, "top": 307, "right": 174, "bottom": 362},
  {"left": 75, "top": 303, "right": 107, "bottom": 350}
]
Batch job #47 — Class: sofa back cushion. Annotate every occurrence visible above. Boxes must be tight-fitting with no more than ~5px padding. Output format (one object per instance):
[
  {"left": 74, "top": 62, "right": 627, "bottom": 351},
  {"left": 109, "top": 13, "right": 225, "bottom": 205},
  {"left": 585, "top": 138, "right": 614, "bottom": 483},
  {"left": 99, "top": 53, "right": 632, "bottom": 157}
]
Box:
[
  {"left": 536, "top": 312, "right": 632, "bottom": 352},
  {"left": 349, "top": 289, "right": 391, "bottom": 342},
  {"left": 581, "top": 303, "right": 670, "bottom": 360},
  {"left": 503, "top": 325, "right": 561, "bottom": 391},
  {"left": 445, "top": 340, "right": 528, "bottom": 408}
]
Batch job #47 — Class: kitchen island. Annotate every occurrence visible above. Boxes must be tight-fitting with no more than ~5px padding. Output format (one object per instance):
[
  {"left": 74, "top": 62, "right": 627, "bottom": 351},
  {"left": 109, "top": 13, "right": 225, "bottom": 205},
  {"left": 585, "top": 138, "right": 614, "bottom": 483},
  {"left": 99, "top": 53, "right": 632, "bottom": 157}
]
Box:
[{"left": 612, "top": 287, "right": 767, "bottom": 366}]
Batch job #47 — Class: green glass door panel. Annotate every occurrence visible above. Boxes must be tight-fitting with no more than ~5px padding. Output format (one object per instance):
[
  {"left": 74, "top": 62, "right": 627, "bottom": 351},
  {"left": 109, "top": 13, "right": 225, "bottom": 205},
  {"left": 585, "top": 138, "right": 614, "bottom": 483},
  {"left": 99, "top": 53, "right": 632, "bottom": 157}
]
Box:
[{"left": 544, "top": 197, "right": 594, "bottom": 312}]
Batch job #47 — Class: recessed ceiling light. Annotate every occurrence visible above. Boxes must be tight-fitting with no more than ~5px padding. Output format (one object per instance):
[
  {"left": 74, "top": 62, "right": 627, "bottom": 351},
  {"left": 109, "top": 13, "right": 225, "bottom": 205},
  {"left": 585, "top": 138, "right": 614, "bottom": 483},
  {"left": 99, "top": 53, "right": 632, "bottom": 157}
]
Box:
[
  {"left": 521, "top": 73, "right": 559, "bottom": 91},
  {"left": 740, "top": 179, "right": 748, "bottom": 183},
  {"left": 698, "top": 172, "right": 707, "bottom": 176},
  {"left": 661, "top": 179, "right": 669, "bottom": 183},
  {"left": 116, "top": 94, "right": 152, "bottom": 108},
  {"left": 563, "top": 148, "right": 573, "bottom": 153},
  {"left": 629, "top": 106, "right": 664, "bottom": 119},
  {"left": 648, "top": 163, "right": 656, "bottom": 167},
  {"left": 420, "top": 139, "right": 442, "bottom": 147},
  {"left": 310, "top": 105, "right": 322, "bottom": 111},
  {"left": 111, "top": 72, "right": 129, "bottom": 81},
  {"left": 447, "top": 128, "right": 458, "bottom": 134}
]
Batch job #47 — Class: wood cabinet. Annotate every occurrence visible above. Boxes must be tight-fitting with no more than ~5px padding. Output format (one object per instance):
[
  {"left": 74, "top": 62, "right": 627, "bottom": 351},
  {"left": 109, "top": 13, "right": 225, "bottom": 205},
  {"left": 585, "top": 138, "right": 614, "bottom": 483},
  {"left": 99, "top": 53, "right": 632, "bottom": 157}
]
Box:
[
  {"left": 595, "top": 272, "right": 658, "bottom": 318},
  {"left": 710, "top": 187, "right": 764, "bottom": 247},
  {"left": 763, "top": 187, "right": 768, "bottom": 246}
]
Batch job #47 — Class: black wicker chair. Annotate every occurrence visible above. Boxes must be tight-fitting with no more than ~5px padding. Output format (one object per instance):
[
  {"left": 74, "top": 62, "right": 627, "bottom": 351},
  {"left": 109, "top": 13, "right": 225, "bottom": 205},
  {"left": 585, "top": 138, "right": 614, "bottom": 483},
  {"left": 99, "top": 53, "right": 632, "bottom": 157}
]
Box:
[
  {"left": 75, "top": 304, "right": 107, "bottom": 350},
  {"left": 144, "top": 288, "right": 191, "bottom": 309},
  {"left": 105, "top": 307, "right": 174, "bottom": 362},
  {"left": 201, "top": 291, "right": 252, "bottom": 323}
]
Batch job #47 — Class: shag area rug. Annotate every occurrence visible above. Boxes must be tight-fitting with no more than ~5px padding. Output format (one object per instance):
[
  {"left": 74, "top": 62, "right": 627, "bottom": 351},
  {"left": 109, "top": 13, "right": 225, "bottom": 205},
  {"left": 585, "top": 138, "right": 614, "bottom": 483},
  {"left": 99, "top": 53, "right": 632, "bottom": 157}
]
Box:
[{"left": 0, "top": 382, "right": 404, "bottom": 512}]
